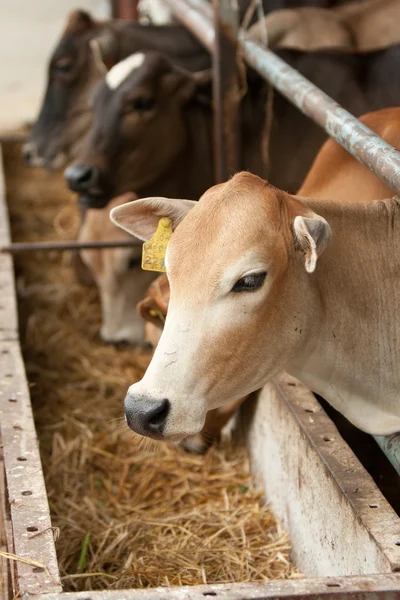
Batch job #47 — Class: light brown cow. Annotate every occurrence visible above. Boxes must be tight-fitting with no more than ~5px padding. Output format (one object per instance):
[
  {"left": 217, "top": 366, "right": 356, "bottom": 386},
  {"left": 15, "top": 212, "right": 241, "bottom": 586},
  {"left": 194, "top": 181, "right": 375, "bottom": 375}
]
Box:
[
  {"left": 78, "top": 193, "right": 155, "bottom": 344},
  {"left": 249, "top": 0, "right": 400, "bottom": 52},
  {"left": 77, "top": 106, "right": 399, "bottom": 445},
  {"left": 249, "top": 7, "right": 352, "bottom": 50},
  {"left": 111, "top": 170, "right": 400, "bottom": 441},
  {"left": 136, "top": 274, "right": 246, "bottom": 452},
  {"left": 298, "top": 107, "right": 400, "bottom": 200},
  {"left": 112, "top": 107, "right": 400, "bottom": 446}
]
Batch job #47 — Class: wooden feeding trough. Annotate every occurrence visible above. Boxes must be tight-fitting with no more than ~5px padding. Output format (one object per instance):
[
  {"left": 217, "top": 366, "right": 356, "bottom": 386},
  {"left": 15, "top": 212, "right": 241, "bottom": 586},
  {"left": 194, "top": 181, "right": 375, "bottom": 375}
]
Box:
[{"left": 1, "top": 139, "right": 400, "bottom": 600}]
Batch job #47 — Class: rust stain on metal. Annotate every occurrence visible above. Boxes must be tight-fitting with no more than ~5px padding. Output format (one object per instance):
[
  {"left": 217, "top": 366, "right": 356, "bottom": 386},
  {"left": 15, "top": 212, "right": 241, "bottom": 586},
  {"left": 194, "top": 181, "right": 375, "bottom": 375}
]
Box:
[{"left": 213, "top": 0, "right": 240, "bottom": 181}]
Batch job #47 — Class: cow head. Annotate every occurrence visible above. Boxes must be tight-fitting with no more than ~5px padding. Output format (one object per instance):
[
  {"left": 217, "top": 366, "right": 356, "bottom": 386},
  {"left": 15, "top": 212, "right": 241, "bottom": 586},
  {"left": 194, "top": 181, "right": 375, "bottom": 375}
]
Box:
[
  {"left": 64, "top": 51, "right": 211, "bottom": 206},
  {"left": 78, "top": 193, "right": 156, "bottom": 344},
  {"left": 22, "top": 10, "right": 119, "bottom": 169},
  {"left": 110, "top": 172, "right": 332, "bottom": 441}
]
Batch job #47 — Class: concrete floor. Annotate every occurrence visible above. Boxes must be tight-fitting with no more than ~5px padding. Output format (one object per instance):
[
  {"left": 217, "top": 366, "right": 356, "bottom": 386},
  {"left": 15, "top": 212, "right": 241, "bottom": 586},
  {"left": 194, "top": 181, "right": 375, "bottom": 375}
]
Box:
[{"left": 0, "top": 0, "right": 111, "bottom": 132}]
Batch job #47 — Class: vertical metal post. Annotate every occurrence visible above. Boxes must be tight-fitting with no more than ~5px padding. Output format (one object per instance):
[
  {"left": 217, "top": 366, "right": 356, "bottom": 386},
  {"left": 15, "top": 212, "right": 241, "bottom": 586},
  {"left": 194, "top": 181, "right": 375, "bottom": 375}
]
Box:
[
  {"left": 115, "top": 0, "right": 140, "bottom": 20},
  {"left": 213, "top": 0, "right": 240, "bottom": 182}
]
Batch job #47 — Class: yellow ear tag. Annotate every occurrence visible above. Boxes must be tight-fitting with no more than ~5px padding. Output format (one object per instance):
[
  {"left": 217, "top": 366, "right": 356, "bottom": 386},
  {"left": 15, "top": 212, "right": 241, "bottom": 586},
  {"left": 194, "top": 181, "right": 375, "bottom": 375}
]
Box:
[{"left": 142, "top": 217, "right": 173, "bottom": 273}]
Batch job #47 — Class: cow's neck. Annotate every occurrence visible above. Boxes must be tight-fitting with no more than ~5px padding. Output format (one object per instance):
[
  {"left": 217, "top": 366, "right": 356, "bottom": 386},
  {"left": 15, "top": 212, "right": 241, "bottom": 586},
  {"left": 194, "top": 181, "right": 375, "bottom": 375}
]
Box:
[
  {"left": 287, "top": 197, "right": 400, "bottom": 434},
  {"left": 136, "top": 104, "right": 214, "bottom": 201}
]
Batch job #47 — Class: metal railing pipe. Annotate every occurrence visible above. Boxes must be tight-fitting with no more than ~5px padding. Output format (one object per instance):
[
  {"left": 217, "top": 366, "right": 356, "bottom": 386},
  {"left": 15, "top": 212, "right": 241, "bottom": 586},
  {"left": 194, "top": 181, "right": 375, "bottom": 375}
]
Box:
[
  {"left": 0, "top": 240, "right": 142, "bottom": 254},
  {"left": 164, "top": 0, "right": 400, "bottom": 195},
  {"left": 163, "top": 0, "right": 215, "bottom": 52},
  {"left": 240, "top": 33, "right": 400, "bottom": 195}
]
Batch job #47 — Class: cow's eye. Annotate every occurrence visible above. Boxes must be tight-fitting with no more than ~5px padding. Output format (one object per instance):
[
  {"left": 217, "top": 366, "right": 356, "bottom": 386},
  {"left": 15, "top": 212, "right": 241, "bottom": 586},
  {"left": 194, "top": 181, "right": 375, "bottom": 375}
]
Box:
[
  {"left": 132, "top": 97, "right": 155, "bottom": 111},
  {"left": 231, "top": 271, "right": 267, "bottom": 293},
  {"left": 54, "top": 59, "right": 73, "bottom": 74}
]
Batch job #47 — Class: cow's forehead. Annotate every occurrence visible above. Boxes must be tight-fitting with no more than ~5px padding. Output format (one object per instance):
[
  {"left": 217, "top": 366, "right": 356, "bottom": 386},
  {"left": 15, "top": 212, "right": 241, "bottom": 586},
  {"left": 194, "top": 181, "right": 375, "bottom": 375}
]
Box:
[
  {"left": 106, "top": 53, "right": 146, "bottom": 89},
  {"left": 105, "top": 51, "right": 173, "bottom": 92},
  {"left": 168, "top": 173, "right": 289, "bottom": 278}
]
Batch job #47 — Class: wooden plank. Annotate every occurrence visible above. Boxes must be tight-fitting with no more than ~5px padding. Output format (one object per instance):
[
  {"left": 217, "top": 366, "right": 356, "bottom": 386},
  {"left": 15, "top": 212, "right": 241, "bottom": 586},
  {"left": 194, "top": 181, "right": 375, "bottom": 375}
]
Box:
[
  {"left": 35, "top": 573, "right": 400, "bottom": 600},
  {"left": 0, "top": 144, "right": 62, "bottom": 596},
  {"left": 0, "top": 146, "right": 20, "bottom": 344},
  {"left": 244, "top": 373, "right": 400, "bottom": 577},
  {"left": 0, "top": 340, "right": 62, "bottom": 595},
  {"left": 0, "top": 256, "right": 19, "bottom": 343},
  {"left": 0, "top": 444, "right": 12, "bottom": 600}
]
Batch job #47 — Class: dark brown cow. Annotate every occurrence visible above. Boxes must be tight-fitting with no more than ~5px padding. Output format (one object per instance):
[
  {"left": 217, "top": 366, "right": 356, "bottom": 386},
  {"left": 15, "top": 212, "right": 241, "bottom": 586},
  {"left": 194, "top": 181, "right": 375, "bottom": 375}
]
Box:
[
  {"left": 65, "top": 51, "right": 267, "bottom": 205},
  {"left": 22, "top": 10, "right": 209, "bottom": 170},
  {"left": 66, "top": 43, "right": 400, "bottom": 198}
]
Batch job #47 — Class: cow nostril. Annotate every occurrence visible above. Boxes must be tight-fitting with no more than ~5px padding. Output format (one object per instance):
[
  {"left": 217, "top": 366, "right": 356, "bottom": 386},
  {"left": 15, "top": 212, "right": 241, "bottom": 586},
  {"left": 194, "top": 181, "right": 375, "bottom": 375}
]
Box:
[
  {"left": 22, "top": 147, "right": 31, "bottom": 162},
  {"left": 147, "top": 399, "right": 170, "bottom": 430},
  {"left": 22, "top": 143, "right": 35, "bottom": 165},
  {"left": 76, "top": 167, "right": 93, "bottom": 184},
  {"left": 65, "top": 165, "right": 97, "bottom": 192},
  {"left": 124, "top": 396, "right": 170, "bottom": 438}
]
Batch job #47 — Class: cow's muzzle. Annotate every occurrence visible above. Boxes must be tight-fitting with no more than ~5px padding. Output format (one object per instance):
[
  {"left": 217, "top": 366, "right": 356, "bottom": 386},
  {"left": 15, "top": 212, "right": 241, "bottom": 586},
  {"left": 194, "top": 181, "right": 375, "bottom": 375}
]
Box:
[
  {"left": 65, "top": 164, "right": 102, "bottom": 194},
  {"left": 77, "top": 194, "right": 110, "bottom": 211},
  {"left": 124, "top": 394, "right": 170, "bottom": 439}
]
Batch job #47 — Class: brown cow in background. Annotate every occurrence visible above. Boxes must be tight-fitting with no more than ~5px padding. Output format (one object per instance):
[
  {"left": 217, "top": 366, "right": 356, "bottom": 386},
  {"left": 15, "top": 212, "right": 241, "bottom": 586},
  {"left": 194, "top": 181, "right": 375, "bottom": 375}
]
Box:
[
  {"left": 22, "top": 10, "right": 209, "bottom": 169},
  {"left": 249, "top": 0, "right": 400, "bottom": 51},
  {"left": 65, "top": 50, "right": 266, "bottom": 204}
]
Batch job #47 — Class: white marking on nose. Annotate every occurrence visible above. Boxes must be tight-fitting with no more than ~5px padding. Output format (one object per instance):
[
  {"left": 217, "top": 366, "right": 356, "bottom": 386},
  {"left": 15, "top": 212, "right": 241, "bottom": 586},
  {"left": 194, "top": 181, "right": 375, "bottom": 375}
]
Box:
[{"left": 105, "top": 53, "right": 145, "bottom": 90}]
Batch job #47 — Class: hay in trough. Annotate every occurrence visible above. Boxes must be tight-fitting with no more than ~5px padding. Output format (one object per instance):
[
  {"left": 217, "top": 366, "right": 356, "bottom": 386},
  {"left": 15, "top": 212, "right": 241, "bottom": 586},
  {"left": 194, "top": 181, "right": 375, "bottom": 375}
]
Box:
[{"left": 3, "top": 141, "right": 299, "bottom": 592}]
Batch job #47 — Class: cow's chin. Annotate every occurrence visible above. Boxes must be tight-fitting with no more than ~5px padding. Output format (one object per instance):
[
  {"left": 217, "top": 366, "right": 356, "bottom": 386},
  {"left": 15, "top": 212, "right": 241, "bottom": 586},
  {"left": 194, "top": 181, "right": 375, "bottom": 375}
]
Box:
[{"left": 162, "top": 409, "right": 207, "bottom": 442}]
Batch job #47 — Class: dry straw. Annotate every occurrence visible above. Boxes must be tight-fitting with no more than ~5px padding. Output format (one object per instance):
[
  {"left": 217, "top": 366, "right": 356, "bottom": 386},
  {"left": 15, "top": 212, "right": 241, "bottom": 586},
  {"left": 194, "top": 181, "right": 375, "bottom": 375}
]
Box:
[{"left": 3, "top": 143, "right": 299, "bottom": 592}]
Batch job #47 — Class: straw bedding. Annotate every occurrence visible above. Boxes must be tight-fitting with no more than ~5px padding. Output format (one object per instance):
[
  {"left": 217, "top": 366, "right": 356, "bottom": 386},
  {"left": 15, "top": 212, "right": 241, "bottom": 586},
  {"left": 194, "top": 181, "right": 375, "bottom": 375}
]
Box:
[{"left": 3, "top": 142, "right": 298, "bottom": 592}]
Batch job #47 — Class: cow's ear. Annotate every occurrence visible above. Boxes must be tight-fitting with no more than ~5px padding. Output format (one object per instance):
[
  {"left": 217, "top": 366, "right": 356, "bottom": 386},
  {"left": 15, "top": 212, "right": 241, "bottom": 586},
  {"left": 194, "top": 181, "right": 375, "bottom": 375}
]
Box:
[
  {"left": 165, "top": 68, "right": 212, "bottom": 105},
  {"left": 293, "top": 215, "right": 332, "bottom": 273},
  {"left": 94, "top": 28, "right": 119, "bottom": 66},
  {"left": 110, "top": 197, "right": 196, "bottom": 241},
  {"left": 65, "top": 10, "right": 95, "bottom": 33},
  {"left": 192, "top": 69, "right": 212, "bottom": 106},
  {"left": 192, "top": 69, "right": 212, "bottom": 87}
]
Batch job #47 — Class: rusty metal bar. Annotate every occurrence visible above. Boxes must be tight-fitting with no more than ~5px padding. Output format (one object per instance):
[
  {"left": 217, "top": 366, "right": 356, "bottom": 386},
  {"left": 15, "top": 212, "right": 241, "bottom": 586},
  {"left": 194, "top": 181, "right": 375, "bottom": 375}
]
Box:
[
  {"left": 213, "top": 0, "right": 240, "bottom": 181},
  {"left": 240, "top": 34, "right": 400, "bottom": 194},
  {"left": 0, "top": 240, "right": 142, "bottom": 254},
  {"left": 161, "top": 0, "right": 215, "bottom": 52},
  {"left": 164, "top": 0, "right": 400, "bottom": 195},
  {"left": 115, "top": 0, "right": 140, "bottom": 20}
]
